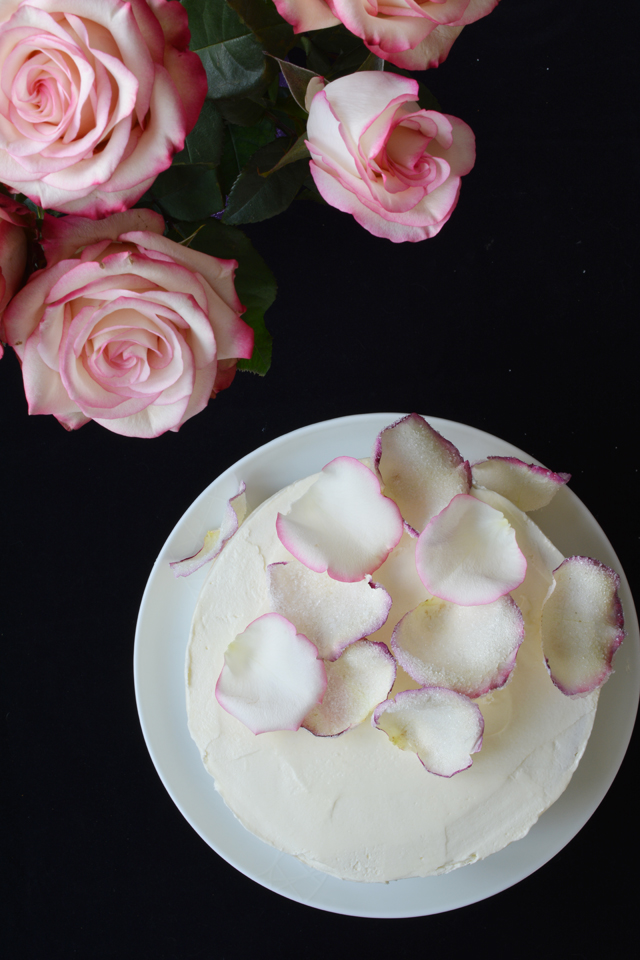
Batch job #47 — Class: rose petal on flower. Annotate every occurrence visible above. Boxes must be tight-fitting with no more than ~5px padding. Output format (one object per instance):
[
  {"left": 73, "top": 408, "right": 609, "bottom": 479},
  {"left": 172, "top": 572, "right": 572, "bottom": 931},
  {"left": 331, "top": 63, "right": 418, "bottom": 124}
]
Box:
[
  {"left": 322, "top": 0, "right": 496, "bottom": 69},
  {"left": 455, "top": 0, "right": 500, "bottom": 27},
  {"left": 212, "top": 358, "right": 238, "bottom": 394},
  {"left": 304, "top": 76, "right": 326, "bottom": 113},
  {"left": 309, "top": 158, "right": 458, "bottom": 243},
  {"left": 416, "top": 494, "right": 527, "bottom": 605},
  {"left": 277, "top": 456, "right": 404, "bottom": 582},
  {"left": 373, "top": 686, "right": 484, "bottom": 777},
  {"left": 215, "top": 613, "right": 327, "bottom": 735},
  {"left": 365, "top": 24, "right": 463, "bottom": 70},
  {"left": 329, "top": 0, "right": 436, "bottom": 55},
  {"left": 306, "top": 90, "right": 362, "bottom": 181},
  {"left": 4, "top": 258, "right": 72, "bottom": 361},
  {"left": 403, "top": 0, "right": 470, "bottom": 26},
  {"left": 148, "top": 0, "right": 192, "bottom": 51},
  {"left": 41, "top": 209, "right": 165, "bottom": 265},
  {"left": 21, "top": 327, "right": 89, "bottom": 427},
  {"left": 170, "top": 483, "right": 247, "bottom": 578},
  {"left": 391, "top": 594, "right": 524, "bottom": 698},
  {"left": 373, "top": 413, "right": 471, "bottom": 533},
  {"left": 428, "top": 113, "right": 476, "bottom": 177},
  {"left": 323, "top": 71, "right": 420, "bottom": 154},
  {"left": 303, "top": 640, "right": 396, "bottom": 737},
  {"left": 541, "top": 557, "right": 625, "bottom": 697},
  {"left": 267, "top": 561, "right": 392, "bottom": 660},
  {"left": 92, "top": 390, "right": 199, "bottom": 438},
  {"left": 121, "top": 232, "right": 252, "bottom": 362},
  {"left": 274, "top": 0, "right": 340, "bottom": 33},
  {"left": 0, "top": 193, "right": 34, "bottom": 228},
  {"left": 472, "top": 457, "right": 571, "bottom": 512}
]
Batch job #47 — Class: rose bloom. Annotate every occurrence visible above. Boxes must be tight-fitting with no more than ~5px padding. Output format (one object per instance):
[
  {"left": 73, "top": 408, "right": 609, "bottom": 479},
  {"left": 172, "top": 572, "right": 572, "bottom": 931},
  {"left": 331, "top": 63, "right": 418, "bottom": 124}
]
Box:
[
  {"left": 3, "top": 209, "right": 254, "bottom": 437},
  {"left": 274, "top": 0, "right": 498, "bottom": 70},
  {"left": 0, "top": 0, "right": 206, "bottom": 217},
  {"left": 305, "top": 72, "right": 475, "bottom": 243},
  {"left": 0, "top": 193, "right": 31, "bottom": 355}
]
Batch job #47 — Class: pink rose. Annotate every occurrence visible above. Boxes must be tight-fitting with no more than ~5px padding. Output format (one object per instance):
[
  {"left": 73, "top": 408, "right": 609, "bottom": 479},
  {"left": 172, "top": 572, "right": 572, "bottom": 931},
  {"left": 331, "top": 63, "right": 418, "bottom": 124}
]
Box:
[
  {"left": 3, "top": 209, "right": 254, "bottom": 437},
  {"left": 305, "top": 72, "right": 475, "bottom": 243},
  {"left": 274, "top": 0, "right": 499, "bottom": 70},
  {"left": 0, "top": 1, "right": 207, "bottom": 217}
]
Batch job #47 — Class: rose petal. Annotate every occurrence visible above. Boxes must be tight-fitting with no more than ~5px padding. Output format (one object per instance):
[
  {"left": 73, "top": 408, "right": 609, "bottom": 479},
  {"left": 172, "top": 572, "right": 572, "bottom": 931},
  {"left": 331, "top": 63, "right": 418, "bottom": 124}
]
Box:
[
  {"left": 472, "top": 456, "right": 571, "bottom": 512},
  {"left": 541, "top": 557, "right": 625, "bottom": 697},
  {"left": 415, "top": 494, "right": 527, "bottom": 605},
  {"left": 215, "top": 613, "right": 327, "bottom": 735},
  {"left": 391, "top": 594, "right": 525, "bottom": 698},
  {"left": 373, "top": 686, "right": 484, "bottom": 777},
  {"left": 267, "top": 560, "right": 392, "bottom": 660},
  {"left": 171, "top": 483, "right": 247, "bottom": 578},
  {"left": 303, "top": 640, "right": 397, "bottom": 737},
  {"left": 276, "top": 456, "right": 404, "bottom": 582},
  {"left": 373, "top": 413, "right": 471, "bottom": 533}
]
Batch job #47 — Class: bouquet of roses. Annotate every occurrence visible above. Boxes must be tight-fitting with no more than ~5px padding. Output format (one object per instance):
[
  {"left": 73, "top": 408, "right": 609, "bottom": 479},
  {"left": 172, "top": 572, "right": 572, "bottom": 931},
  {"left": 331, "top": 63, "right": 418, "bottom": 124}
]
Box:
[{"left": 0, "top": 0, "right": 496, "bottom": 437}]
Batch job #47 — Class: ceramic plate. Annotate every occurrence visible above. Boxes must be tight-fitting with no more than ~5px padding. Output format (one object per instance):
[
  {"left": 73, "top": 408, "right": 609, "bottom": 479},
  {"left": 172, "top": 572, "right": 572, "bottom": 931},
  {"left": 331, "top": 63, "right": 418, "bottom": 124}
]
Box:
[{"left": 134, "top": 414, "right": 639, "bottom": 918}]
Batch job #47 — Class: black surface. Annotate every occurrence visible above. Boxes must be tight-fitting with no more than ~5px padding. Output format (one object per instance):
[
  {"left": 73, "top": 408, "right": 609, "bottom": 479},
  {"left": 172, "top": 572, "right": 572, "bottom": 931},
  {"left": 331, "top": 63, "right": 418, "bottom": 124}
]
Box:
[{"left": 3, "top": 2, "right": 639, "bottom": 956}]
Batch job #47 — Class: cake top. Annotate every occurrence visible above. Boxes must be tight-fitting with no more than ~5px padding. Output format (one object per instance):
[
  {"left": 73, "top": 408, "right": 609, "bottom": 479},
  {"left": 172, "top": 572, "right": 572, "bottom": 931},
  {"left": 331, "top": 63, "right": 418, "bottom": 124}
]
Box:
[{"left": 185, "top": 414, "right": 623, "bottom": 771}]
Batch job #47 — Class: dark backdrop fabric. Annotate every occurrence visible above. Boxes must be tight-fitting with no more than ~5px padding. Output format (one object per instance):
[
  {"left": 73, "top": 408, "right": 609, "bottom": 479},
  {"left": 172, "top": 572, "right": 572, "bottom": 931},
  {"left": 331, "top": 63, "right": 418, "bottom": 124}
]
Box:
[{"left": 3, "top": 2, "right": 639, "bottom": 956}]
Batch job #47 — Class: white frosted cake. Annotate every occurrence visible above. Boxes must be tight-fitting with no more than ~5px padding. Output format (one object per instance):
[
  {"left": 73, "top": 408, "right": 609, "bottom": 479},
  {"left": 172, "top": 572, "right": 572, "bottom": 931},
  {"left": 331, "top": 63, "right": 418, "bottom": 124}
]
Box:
[{"left": 184, "top": 416, "right": 623, "bottom": 883}]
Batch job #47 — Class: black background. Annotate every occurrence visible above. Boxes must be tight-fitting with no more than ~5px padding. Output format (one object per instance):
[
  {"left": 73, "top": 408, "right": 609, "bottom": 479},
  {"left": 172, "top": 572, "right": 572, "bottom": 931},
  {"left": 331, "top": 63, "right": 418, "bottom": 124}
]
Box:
[{"left": 3, "top": 1, "right": 639, "bottom": 956}]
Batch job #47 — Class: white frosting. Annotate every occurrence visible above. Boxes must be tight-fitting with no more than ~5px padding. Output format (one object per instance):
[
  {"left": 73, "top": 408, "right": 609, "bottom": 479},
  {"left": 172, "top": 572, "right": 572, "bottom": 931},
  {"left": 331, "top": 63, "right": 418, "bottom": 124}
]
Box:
[{"left": 186, "top": 474, "right": 598, "bottom": 883}]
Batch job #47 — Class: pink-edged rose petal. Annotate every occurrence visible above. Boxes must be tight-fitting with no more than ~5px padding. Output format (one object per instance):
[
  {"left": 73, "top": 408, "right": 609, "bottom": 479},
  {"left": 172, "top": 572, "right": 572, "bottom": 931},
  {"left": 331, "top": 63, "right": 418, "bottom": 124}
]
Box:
[
  {"left": 215, "top": 613, "right": 327, "bottom": 735},
  {"left": 373, "top": 686, "right": 484, "bottom": 777},
  {"left": 391, "top": 594, "right": 524, "bottom": 698},
  {"left": 416, "top": 494, "right": 527, "bottom": 605},
  {"left": 276, "top": 456, "right": 404, "bottom": 582},
  {"left": 303, "top": 640, "right": 397, "bottom": 737},
  {"left": 170, "top": 483, "right": 246, "bottom": 578},
  {"left": 267, "top": 561, "right": 392, "bottom": 660},
  {"left": 373, "top": 413, "right": 471, "bottom": 534},
  {"left": 472, "top": 457, "right": 571, "bottom": 512},
  {"left": 541, "top": 557, "right": 625, "bottom": 697},
  {"left": 471, "top": 486, "right": 563, "bottom": 614}
]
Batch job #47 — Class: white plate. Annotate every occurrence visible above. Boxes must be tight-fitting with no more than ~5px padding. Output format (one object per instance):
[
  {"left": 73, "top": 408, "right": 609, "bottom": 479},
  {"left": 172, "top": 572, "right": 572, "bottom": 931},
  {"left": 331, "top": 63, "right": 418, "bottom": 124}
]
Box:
[{"left": 134, "top": 414, "right": 639, "bottom": 918}]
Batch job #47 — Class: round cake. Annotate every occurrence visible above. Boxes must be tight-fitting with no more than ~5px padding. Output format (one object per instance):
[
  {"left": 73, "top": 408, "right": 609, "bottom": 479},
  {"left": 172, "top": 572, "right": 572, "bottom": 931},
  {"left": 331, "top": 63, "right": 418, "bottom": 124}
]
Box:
[{"left": 184, "top": 417, "right": 618, "bottom": 883}]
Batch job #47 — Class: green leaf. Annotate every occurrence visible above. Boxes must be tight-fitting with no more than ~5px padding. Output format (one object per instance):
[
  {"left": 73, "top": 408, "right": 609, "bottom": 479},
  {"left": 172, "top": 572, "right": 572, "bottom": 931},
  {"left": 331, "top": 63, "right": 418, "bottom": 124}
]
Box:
[
  {"left": 357, "top": 52, "right": 385, "bottom": 72},
  {"left": 262, "top": 104, "right": 298, "bottom": 139},
  {"left": 331, "top": 46, "right": 373, "bottom": 79},
  {"left": 261, "top": 134, "right": 310, "bottom": 175},
  {"left": 225, "top": 0, "right": 296, "bottom": 58},
  {"left": 172, "top": 218, "right": 275, "bottom": 375},
  {"left": 268, "top": 56, "right": 321, "bottom": 112},
  {"left": 172, "top": 99, "right": 225, "bottom": 166},
  {"left": 182, "top": 0, "right": 266, "bottom": 100},
  {"left": 301, "top": 24, "right": 370, "bottom": 79},
  {"left": 218, "top": 116, "right": 278, "bottom": 196},
  {"left": 215, "top": 96, "right": 266, "bottom": 127},
  {"left": 142, "top": 165, "right": 224, "bottom": 220},
  {"left": 222, "top": 138, "right": 309, "bottom": 225}
]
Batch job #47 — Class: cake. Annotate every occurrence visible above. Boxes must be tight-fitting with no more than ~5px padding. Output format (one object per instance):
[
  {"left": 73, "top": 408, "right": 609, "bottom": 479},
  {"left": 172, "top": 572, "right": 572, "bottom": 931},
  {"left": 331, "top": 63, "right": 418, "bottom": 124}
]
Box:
[{"left": 184, "top": 415, "right": 624, "bottom": 883}]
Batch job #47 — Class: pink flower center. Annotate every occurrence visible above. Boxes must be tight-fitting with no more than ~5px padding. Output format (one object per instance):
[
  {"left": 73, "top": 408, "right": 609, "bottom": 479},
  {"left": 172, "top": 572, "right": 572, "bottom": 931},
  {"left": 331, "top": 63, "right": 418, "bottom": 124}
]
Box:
[{"left": 85, "top": 310, "right": 173, "bottom": 386}]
